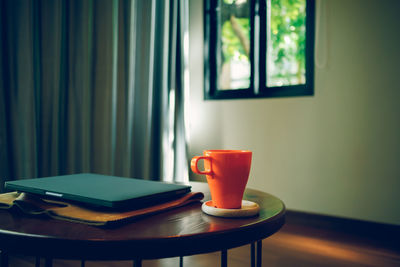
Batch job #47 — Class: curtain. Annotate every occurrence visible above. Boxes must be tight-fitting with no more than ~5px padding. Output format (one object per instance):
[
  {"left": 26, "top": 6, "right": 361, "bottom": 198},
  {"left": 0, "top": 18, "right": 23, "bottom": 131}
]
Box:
[{"left": 0, "top": 0, "right": 189, "bottom": 192}]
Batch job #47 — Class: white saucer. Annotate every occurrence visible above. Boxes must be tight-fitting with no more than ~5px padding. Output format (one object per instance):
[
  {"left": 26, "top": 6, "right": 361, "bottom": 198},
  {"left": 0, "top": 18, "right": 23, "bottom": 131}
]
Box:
[{"left": 201, "top": 200, "right": 260, "bottom": 218}]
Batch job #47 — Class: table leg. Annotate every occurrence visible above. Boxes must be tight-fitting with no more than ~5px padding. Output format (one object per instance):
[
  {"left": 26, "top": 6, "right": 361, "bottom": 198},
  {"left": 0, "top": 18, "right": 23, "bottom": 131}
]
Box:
[
  {"left": 221, "top": 249, "right": 227, "bottom": 267},
  {"left": 0, "top": 251, "right": 8, "bottom": 267},
  {"left": 35, "top": 257, "right": 40, "bottom": 267},
  {"left": 251, "top": 243, "right": 255, "bottom": 267},
  {"left": 179, "top": 256, "right": 183, "bottom": 267},
  {"left": 81, "top": 260, "right": 85, "bottom": 267},
  {"left": 256, "top": 240, "right": 262, "bottom": 267},
  {"left": 133, "top": 259, "right": 142, "bottom": 267}
]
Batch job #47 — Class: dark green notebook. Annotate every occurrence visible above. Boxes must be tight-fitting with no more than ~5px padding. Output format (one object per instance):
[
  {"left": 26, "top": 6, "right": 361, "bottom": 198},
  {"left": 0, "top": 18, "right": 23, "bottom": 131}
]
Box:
[{"left": 5, "top": 173, "right": 191, "bottom": 209}]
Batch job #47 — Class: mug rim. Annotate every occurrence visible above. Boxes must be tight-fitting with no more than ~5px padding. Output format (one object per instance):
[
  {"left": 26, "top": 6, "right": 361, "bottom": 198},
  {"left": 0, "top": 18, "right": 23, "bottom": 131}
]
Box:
[{"left": 204, "top": 150, "right": 252, "bottom": 154}]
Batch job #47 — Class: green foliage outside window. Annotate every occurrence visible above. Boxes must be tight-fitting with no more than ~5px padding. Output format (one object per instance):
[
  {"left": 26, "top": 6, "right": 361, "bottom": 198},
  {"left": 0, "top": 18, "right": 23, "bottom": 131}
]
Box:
[
  {"left": 269, "top": 0, "right": 306, "bottom": 86},
  {"left": 221, "top": 18, "right": 250, "bottom": 62}
]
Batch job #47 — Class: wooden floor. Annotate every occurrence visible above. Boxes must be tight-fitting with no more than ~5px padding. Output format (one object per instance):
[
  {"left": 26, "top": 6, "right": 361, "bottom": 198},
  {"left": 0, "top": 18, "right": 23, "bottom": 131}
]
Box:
[{"left": 7, "top": 212, "right": 400, "bottom": 267}]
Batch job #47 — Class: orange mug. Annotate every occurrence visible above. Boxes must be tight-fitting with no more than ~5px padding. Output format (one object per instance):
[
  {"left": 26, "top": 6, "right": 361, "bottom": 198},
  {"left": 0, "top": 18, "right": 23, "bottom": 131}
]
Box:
[{"left": 191, "top": 150, "right": 252, "bottom": 209}]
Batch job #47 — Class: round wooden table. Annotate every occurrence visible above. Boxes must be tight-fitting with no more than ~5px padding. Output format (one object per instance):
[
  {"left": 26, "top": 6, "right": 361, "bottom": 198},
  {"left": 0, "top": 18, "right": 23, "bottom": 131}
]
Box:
[{"left": 0, "top": 182, "right": 285, "bottom": 267}]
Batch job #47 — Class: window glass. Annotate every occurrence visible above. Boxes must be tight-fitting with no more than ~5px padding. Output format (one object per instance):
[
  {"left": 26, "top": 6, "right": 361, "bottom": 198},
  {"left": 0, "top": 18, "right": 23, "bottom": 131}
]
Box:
[
  {"left": 218, "top": 0, "right": 251, "bottom": 90},
  {"left": 266, "top": 0, "right": 306, "bottom": 87}
]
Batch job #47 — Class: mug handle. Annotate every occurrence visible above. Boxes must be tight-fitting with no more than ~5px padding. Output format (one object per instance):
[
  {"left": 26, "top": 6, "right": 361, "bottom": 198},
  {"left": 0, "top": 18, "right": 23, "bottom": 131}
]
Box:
[{"left": 191, "top": 156, "right": 213, "bottom": 176}]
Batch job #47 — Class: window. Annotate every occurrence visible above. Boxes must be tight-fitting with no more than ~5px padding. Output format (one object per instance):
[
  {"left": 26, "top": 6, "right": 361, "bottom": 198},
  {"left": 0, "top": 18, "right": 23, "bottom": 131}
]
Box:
[{"left": 204, "top": 0, "right": 315, "bottom": 99}]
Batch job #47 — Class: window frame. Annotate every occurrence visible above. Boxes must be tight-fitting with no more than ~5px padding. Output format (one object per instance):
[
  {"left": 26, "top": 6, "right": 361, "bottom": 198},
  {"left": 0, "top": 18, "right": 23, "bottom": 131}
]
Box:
[{"left": 204, "top": 0, "right": 315, "bottom": 100}]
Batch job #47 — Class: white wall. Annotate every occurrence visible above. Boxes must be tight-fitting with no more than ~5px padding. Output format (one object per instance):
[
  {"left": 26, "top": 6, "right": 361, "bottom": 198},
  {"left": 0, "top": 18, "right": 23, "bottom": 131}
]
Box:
[{"left": 188, "top": 0, "right": 400, "bottom": 225}]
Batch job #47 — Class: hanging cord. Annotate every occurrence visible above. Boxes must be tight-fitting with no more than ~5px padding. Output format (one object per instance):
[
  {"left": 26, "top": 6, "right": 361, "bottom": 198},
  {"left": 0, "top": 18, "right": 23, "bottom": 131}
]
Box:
[{"left": 315, "top": 0, "right": 328, "bottom": 69}]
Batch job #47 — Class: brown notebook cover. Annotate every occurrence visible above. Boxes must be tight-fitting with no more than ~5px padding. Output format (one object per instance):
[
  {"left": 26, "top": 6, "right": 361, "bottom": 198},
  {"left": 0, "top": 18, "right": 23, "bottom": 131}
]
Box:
[{"left": 0, "top": 191, "right": 204, "bottom": 227}]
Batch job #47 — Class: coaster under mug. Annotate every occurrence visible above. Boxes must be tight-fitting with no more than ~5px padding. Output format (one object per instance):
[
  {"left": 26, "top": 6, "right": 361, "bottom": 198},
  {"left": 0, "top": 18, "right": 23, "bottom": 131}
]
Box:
[{"left": 201, "top": 200, "right": 260, "bottom": 218}]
